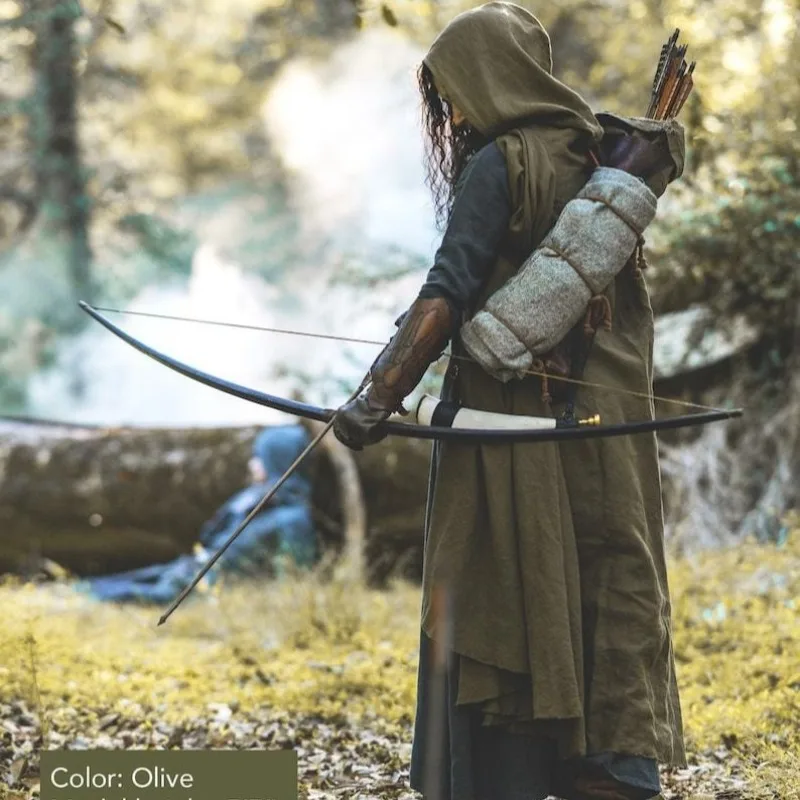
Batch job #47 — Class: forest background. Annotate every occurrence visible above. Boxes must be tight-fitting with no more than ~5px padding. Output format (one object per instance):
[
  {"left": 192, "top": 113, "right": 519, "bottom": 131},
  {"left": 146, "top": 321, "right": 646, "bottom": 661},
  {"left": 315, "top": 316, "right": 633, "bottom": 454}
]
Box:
[{"left": 0, "top": 0, "right": 798, "bottom": 798}]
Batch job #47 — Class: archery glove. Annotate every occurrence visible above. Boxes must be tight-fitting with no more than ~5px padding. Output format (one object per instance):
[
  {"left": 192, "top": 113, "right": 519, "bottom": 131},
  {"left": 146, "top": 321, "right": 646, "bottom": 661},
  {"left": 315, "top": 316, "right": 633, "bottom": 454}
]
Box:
[{"left": 333, "top": 394, "right": 392, "bottom": 451}]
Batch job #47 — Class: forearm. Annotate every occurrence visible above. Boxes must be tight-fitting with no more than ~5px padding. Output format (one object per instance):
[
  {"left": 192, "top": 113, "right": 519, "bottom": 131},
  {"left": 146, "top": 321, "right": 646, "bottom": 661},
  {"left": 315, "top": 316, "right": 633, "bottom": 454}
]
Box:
[
  {"left": 368, "top": 297, "right": 452, "bottom": 412},
  {"left": 416, "top": 141, "right": 512, "bottom": 321},
  {"left": 333, "top": 142, "right": 511, "bottom": 449}
]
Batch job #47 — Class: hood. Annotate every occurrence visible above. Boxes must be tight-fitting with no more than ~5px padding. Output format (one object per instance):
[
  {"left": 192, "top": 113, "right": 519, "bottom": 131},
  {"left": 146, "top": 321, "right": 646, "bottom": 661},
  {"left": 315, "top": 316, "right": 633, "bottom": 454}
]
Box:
[
  {"left": 251, "top": 424, "right": 312, "bottom": 504},
  {"left": 423, "top": 2, "right": 601, "bottom": 139}
]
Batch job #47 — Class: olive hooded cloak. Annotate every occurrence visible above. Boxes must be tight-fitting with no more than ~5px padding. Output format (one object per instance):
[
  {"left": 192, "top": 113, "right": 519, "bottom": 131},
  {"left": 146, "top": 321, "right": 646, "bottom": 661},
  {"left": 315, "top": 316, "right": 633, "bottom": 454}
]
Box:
[{"left": 412, "top": 1, "right": 686, "bottom": 791}]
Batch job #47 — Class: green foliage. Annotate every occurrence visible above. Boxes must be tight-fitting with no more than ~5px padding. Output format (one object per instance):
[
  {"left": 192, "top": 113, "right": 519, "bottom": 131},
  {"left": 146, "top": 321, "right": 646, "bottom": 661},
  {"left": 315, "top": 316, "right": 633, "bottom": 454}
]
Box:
[
  {"left": 116, "top": 213, "right": 198, "bottom": 276},
  {"left": 651, "top": 135, "right": 799, "bottom": 348},
  {"left": 670, "top": 517, "right": 800, "bottom": 798},
  {"left": 634, "top": 0, "right": 799, "bottom": 374}
]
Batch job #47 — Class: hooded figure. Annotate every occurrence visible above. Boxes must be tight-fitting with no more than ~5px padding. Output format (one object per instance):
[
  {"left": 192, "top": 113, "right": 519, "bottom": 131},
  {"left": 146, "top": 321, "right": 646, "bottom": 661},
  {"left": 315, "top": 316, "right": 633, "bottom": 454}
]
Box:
[
  {"left": 85, "top": 424, "right": 317, "bottom": 604},
  {"left": 334, "top": 4, "right": 685, "bottom": 799},
  {"left": 196, "top": 424, "right": 316, "bottom": 572}
]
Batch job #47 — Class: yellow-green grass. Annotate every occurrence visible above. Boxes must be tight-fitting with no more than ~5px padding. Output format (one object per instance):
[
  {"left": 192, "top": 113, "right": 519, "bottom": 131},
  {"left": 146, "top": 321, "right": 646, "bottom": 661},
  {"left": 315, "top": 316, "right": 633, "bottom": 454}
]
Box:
[{"left": 1, "top": 523, "right": 797, "bottom": 798}]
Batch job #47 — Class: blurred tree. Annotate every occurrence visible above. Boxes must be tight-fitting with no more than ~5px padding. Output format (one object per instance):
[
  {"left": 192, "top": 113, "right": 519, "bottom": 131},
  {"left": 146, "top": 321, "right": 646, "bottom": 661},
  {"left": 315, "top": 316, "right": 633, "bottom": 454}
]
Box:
[
  {"left": 27, "top": 0, "right": 94, "bottom": 310},
  {"left": 0, "top": 0, "right": 93, "bottom": 322},
  {"left": 0, "top": 0, "right": 794, "bottom": 536},
  {"left": 0, "top": 1, "right": 39, "bottom": 243}
]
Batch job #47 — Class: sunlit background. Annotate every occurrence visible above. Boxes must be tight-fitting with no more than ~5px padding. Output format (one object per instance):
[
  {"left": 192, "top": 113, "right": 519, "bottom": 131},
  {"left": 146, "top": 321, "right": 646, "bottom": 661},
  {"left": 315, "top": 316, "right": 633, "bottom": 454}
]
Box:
[
  {"left": 0, "top": 2, "right": 798, "bottom": 798},
  {"left": 0, "top": 0, "right": 796, "bottom": 428}
]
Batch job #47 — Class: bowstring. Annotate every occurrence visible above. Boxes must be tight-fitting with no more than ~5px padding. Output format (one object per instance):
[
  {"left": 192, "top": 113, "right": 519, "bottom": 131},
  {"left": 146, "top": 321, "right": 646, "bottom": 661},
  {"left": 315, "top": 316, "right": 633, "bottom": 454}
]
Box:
[{"left": 92, "top": 306, "right": 734, "bottom": 415}]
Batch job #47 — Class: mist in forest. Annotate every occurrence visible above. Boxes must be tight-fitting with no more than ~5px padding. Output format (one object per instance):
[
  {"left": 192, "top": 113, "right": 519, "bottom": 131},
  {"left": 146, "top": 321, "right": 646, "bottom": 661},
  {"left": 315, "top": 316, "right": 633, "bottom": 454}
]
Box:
[{"left": 27, "top": 30, "right": 438, "bottom": 426}]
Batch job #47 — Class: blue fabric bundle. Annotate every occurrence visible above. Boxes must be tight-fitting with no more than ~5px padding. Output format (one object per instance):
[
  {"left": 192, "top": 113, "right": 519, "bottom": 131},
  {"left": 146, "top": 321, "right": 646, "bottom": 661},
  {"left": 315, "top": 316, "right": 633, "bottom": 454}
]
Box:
[{"left": 85, "top": 424, "right": 317, "bottom": 604}]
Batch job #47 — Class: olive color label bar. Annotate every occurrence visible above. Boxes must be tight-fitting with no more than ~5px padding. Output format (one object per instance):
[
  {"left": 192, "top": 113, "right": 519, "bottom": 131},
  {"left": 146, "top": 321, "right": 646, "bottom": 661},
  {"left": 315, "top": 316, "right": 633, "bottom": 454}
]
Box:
[{"left": 40, "top": 750, "right": 298, "bottom": 800}]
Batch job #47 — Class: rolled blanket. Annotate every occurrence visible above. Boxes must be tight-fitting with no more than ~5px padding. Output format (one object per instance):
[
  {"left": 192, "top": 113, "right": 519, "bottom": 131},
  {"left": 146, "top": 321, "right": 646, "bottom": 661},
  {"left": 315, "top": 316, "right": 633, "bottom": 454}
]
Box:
[{"left": 459, "top": 167, "right": 658, "bottom": 383}]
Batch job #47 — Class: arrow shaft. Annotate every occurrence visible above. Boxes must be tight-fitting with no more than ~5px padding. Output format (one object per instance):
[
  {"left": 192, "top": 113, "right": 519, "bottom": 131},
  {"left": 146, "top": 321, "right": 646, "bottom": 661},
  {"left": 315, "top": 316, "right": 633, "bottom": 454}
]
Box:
[{"left": 158, "top": 377, "right": 369, "bottom": 625}]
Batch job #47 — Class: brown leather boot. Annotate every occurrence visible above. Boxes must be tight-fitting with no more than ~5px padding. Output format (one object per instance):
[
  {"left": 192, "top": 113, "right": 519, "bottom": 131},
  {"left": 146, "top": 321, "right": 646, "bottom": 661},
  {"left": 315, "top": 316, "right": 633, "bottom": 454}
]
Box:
[{"left": 553, "top": 759, "right": 662, "bottom": 800}]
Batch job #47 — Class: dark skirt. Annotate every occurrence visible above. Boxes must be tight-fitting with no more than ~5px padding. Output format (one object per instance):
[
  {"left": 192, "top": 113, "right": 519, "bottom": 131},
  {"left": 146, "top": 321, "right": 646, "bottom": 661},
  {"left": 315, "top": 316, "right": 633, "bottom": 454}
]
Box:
[{"left": 408, "top": 630, "right": 662, "bottom": 800}]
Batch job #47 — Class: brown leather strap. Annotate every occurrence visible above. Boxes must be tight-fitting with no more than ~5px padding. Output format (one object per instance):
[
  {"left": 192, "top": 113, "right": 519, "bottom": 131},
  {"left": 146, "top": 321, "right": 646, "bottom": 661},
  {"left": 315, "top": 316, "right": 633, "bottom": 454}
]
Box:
[{"left": 368, "top": 297, "right": 453, "bottom": 412}]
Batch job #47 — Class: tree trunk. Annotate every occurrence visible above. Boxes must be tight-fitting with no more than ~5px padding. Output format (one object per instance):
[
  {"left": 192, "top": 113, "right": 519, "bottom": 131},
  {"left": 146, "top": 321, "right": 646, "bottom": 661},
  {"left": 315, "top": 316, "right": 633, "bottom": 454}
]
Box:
[
  {"left": 27, "top": 0, "right": 93, "bottom": 313},
  {"left": 0, "top": 418, "right": 430, "bottom": 583}
]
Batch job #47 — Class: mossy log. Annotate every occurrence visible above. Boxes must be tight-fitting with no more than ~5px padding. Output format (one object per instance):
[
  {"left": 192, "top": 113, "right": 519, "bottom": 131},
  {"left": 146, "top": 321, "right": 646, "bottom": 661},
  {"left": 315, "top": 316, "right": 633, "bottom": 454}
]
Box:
[{"left": 0, "top": 417, "right": 431, "bottom": 582}]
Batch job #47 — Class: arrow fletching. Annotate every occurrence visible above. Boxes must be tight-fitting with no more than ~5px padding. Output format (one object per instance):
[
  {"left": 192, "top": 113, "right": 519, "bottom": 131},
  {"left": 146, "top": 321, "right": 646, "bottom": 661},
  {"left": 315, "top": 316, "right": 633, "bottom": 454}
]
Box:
[{"left": 646, "top": 30, "right": 696, "bottom": 119}]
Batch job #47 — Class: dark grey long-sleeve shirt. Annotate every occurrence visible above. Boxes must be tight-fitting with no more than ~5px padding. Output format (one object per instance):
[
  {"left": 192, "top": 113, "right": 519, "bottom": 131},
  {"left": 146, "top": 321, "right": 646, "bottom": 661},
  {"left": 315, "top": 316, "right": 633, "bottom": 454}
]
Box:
[{"left": 417, "top": 141, "right": 512, "bottom": 322}]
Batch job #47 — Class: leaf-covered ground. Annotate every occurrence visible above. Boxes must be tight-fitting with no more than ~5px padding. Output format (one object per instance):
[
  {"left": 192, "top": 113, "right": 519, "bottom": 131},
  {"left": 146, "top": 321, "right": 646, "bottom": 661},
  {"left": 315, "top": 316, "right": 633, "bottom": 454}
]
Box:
[{"left": 1, "top": 527, "right": 798, "bottom": 800}]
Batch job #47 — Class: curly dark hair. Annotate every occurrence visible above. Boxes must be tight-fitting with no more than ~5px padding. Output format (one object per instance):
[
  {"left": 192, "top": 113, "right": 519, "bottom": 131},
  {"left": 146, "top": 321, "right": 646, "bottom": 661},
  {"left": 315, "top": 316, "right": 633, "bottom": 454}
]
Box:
[{"left": 417, "top": 62, "right": 489, "bottom": 230}]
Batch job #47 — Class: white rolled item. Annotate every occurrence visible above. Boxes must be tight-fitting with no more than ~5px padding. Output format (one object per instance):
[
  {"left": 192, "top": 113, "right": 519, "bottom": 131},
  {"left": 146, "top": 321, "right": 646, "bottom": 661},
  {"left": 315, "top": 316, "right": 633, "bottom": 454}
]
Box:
[{"left": 414, "top": 394, "right": 557, "bottom": 431}]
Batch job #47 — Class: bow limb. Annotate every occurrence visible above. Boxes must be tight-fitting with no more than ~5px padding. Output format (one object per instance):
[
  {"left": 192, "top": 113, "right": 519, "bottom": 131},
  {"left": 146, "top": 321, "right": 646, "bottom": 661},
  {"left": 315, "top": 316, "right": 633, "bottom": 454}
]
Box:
[{"left": 79, "top": 302, "right": 743, "bottom": 442}]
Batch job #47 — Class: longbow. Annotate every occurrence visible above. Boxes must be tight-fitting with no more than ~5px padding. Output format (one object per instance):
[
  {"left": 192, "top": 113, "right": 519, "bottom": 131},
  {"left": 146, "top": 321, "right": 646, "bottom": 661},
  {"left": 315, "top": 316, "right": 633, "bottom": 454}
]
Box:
[{"left": 79, "top": 302, "right": 743, "bottom": 444}]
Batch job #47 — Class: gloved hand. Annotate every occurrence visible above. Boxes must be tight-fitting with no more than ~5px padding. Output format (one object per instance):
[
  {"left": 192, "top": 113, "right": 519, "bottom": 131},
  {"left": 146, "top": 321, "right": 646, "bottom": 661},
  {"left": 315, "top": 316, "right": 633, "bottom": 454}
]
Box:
[{"left": 333, "top": 393, "right": 391, "bottom": 451}]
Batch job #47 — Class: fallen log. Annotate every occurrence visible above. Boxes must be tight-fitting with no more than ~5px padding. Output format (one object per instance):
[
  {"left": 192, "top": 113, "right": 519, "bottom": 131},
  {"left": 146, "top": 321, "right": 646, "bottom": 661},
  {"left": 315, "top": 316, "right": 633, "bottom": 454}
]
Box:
[
  {"left": 2, "top": 314, "right": 756, "bottom": 586},
  {"left": 0, "top": 416, "right": 430, "bottom": 583}
]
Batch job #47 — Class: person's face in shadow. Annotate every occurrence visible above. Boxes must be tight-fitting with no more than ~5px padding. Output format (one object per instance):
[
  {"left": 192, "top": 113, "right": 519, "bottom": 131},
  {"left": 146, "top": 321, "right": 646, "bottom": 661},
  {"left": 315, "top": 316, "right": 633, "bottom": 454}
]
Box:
[{"left": 248, "top": 456, "right": 268, "bottom": 484}]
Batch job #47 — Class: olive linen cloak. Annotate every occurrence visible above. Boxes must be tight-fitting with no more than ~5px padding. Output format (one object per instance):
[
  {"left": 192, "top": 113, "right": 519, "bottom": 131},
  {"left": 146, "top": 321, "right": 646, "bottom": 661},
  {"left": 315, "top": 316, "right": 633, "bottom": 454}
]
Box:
[{"left": 410, "top": 3, "right": 685, "bottom": 796}]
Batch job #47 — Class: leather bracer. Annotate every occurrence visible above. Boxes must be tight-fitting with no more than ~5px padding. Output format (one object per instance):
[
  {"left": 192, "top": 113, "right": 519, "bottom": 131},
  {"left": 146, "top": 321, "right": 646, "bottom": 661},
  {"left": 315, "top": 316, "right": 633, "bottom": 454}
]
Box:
[{"left": 367, "top": 296, "right": 453, "bottom": 412}]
